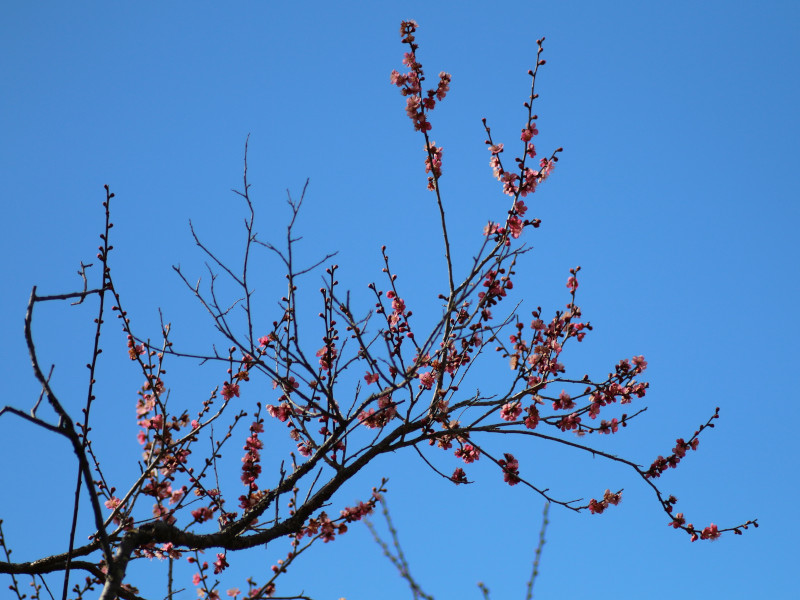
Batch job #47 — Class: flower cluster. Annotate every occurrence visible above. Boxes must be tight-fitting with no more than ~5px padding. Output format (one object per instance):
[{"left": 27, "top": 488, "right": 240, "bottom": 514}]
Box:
[
  {"left": 455, "top": 444, "right": 480, "bottom": 464},
  {"left": 390, "top": 20, "right": 451, "bottom": 133},
  {"left": 644, "top": 409, "right": 719, "bottom": 480},
  {"left": 498, "top": 453, "right": 521, "bottom": 486},
  {"left": 645, "top": 436, "right": 701, "bottom": 479},
  {"left": 358, "top": 395, "right": 398, "bottom": 429},
  {"left": 487, "top": 140, "right": 553, "bottom": 199},
  {"left": 424, "top": 141, "right": 444, "bottom": 190},
  {"left": 451, "top": 467, "right": 468, "bottom": 484},
  {"left": 588, "top": 489, "right": 622, "bottom": 515},
  {"left": 296, "top": 488, "right": 384, "bottom": 545},
  {"left": 478, "top": 269, "right": 512, "bottom": 315},
  {"left": 239, "top": 419, "right": 264, "bottom": 507},
  {"left": 500, "top": 401, "right": 522, "bottom": 421},
  {"left": 669, "top": 515, "right": 723, "bottom": 542}
]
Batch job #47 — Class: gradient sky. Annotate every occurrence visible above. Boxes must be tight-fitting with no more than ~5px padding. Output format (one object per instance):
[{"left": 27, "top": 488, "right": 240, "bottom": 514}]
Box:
[{"left": 1, "top": 2, "right": 798, "bottom": 599}]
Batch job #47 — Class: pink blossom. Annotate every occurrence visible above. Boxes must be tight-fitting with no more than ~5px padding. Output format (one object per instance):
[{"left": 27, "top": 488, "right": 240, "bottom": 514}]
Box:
[
  {"left": 152, "top": 503, "right": 176, "bottom": 524},
  {"left": 588, "top": 489, "right": 622, "bottom": 514},
  {"left": 364, "top": 372, "right": 380, "bottom": 384},
  {"left": 524, "top": 405, "right": 540, "bottom": 429},
  {"left": 435, "top": 72, "right": 451, "bottom": 100},
  {"left": 267, "top": 403, "right": 293, "bottom": 422},
  {"left": 451, "top": 468, "right": 467, "bottom": 484},
  {"left": 455, "top": 444, "right": 480, "bottom": 464},
  {"left": 507, "top": 216, "right": 523, "bottom": 238},
  {"left": 539, "top": 157, "right": 554, "bottom": 179},
  {"left": 213, "top": 553, "right": 229, "bottom": 574},
  {"left": 499, "top": 452, "right": 520, "bottom": 486},
  {"left": 604, "top": 489, "right": 622, "bottom": 506},
  {"left": 483, "top": 222, "right": 501, "bottom": 236},
  {"left": 673, "top": 438, "right": 690, "bottom": 458},
  {"left": 221, "top": 381, "right": 240, "bottom": 400},
  {"left": 553, "top": 390, "right": 575, "bottom": 411},
  {"left": 418, "top": 371, "right": 435, "bottom": 390},
  {"left": 340, "top": 501, "right": 374, "bottom": 522},
  {"left": 557, "top": 412, "right": 581, "bottom": 431},
  {"left": 669, "top": 513, "right": 686, "bottom": 529},
  {"left": 358, "top": 395, "right": 398, "bottom": 429},
  {"left": 701, "top": 524, "right": 721, "bottom": 541},
  {"left": 170, "top": 488, "right": 184, "bottom": 505},
  {"left": 500, "top": 401, "right": 522, "bottom": 422},
  {"left": 489, "top": 155, "right": 503, "bottom": 179},
  {"left": 191, "top": 506, "right": 214, "bottom": 523},
  {"left": 566, "top": 276, "right": 579, "bottom": 292},
  {"left": 140, "top": 413, "right": 164, "bottom": 431},
  {"left": 157, "top": 542, "right": 182, "bottom": 560},
  {"left": 104, "top": 496, "right": 122, "bottom": 510},
  {"left": 390, "top": 70, "right": 405, "bottom": 86},
  {"left": 387, "top": 291, "right": 405, "bottom": 313},
  {"left": 136, "top": 394, "right": 155, "bottom": 418},
  {"left": 599, "top": 418, "right": 619, "bottom": 434},
  {"left": 316, "top": 345, "right": 337, "bottom": 370},
  {"left": 424, "top": 143, "right": 444, "bottom": 188},
  {"left": 405, "top": 95, "right": 420, "bottom": 115},
  {"left": 521, "top": 122, "right": 539, "bottom": 142}
]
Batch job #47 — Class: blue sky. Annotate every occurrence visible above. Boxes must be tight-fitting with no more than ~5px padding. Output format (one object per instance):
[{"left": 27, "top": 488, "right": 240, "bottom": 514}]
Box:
[{"left": 1, "top": 2, "right": 798, "bottom": 599}]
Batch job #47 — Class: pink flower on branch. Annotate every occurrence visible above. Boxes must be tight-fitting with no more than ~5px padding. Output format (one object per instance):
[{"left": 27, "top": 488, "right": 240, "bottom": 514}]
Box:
[
  {"left": 553, "top": 391, "right": 575, "bottom": 411},
  {"left": 701, "top": 524, "right": 721, "bottom": 541},
  {"left": 191, "top": 506, "right": 215, "bottom": 524},
  {"left": 566, "top": 276, "right": 579, "bottom": 293},
  {"left": 241, "top": 419, "right": 264, "bottom": 493},
  {"left": 316, "top": 345, "right": 337, "bottom": 371},
  {"left": 424, "top": 142, "right": 444, "bottom": 190},
  {"left": 435, "top": 72, "right": 451, "bottom": 100},
  {"left": 392, "top": 21, "right": 452, "bottom": 135},
  {"left": 557, "top": 412, "right": 581, "bottom": 432},
  {"left": 221, "top": 381, "right": 240, "bottom": 400},
  {"left": 500, "top": 401, "right": 522, "bottom": 422},
  {"left": 506, "top": 215, "right": 523, "bottom": 238},
  {"left": 340, "top": 501, "right": 375, "bottom": 523},
  {"left": 213, "top": 553, "right": 229, "bottom": 574},
  {"left": 267, "top": 403, "right": 293, "bottom": 422},
  {"left": 418, "top": 371, "right": 435, "bottom": 390},
  {"left": 455, "top": 444, "right": 480, "bottom": 464},
  {"left": 521, "top": 122, "right": 539, "bottom": 142},
  {"left": 524, "top": 405, "right": 541, "bottom": 429},
  {"left": 498, "top": 453, "right": 521, "bottom": 486},
  {"left": 104, "top": 496, "right": 122, "bottom": 510},
  {"left": 358, "top": 395, "right": 398, "bottom": 429},
  {"left": 588, "top": 489, "right": 622, "bottom": 514},
  {"left": 451, "top": 468, "right": 468, "bottom": 484}
]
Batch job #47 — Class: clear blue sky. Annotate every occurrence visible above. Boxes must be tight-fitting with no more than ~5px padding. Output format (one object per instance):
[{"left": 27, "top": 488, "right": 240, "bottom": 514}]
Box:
[{"left": 1, "top": 2, "right": 798, "bottom": 599}]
